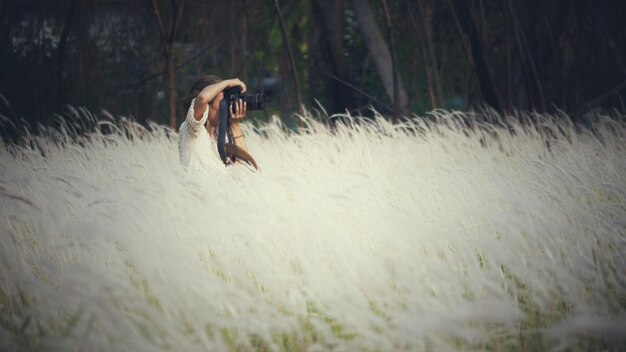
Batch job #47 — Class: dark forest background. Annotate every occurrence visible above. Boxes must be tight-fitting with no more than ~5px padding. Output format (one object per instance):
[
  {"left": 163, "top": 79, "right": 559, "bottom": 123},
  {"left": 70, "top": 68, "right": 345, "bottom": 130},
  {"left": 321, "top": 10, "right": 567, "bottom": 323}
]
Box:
[{"left": 0, "top": 0, "right": 625, "bottom": 131}]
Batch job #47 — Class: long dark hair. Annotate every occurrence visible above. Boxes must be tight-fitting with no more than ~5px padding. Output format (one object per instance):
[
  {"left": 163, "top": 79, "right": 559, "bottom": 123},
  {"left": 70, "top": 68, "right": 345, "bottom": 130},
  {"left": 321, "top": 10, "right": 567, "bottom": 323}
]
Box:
[{"left": 180, "top": 74, "right": 222, "bottom": 122}]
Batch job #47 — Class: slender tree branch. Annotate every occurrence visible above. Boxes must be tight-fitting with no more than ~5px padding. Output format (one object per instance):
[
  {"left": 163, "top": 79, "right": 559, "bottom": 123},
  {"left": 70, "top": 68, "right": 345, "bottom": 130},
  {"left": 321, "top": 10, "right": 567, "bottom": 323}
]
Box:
[
  {"left": 380, "top": 0, "right": 399, "bottom": 122},
  {"left": 273, "top": 0, "right": 305, "bottom": 118},
  {"left": 406, "top": 0, "right": 437, "bottom": 109},
  {"left": 314, "top": 67, "right": 393, "bottom": 112},
  {"left": 507, "top": 0, "right": 544, "bottom": 110},
  {"left": 448, "top": 0, "right": 501, "bottom": 112},
  {"left": 171, "top": 0, "right": 186, "bottom": 43},
  {"left": 149, "top": 0, "right": 168, "bottom": 52},
  {"left": 56, "top": 0, "right": 78, "bottom": 111},
  {"left": 119, "top": 43, "right": 214, "bottom": 91},
  {"left": 586, "top": 80, "right": 626, "bottom": 109}
]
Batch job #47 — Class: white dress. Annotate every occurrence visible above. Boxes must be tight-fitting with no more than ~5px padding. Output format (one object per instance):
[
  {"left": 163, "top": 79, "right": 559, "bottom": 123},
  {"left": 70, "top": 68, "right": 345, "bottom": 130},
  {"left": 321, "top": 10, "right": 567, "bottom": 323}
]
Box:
[{"left": 178, "top": 98, "right": 224, "bottom": 172}]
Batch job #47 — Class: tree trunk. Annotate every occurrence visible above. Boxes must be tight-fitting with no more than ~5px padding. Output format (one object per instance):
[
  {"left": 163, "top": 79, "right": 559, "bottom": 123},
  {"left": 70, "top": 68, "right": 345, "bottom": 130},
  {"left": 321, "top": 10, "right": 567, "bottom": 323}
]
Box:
[
  {"left": 379, "top": 0, "right": 400, "bottom": 122},
  {"left": 448, "top": 0, "right": 501, "bottom": 112},
  {"left": 407, "top": 0, "right": 436, "bottom": 109},
  {"left": 148, "top": 0, "right": 185, "bottom": 128},
  {"left": 311, "top": 0, "right": 353, "bottom": 114},
  {"left": 165, "top": 46, "right": 177, "bottom": 129},
  {"left": 507, "top": 0, "right": 545, "bottom": 111},
  {"left": 308, "top": 7, "right": 322, "bottom": 110},
  {"left": 416, "top": 0, "right": 443, "bottom": 107},
  {"left": 56, "top": 0, "right": 79, "bottom": 112},
  {"left": 0, "top": 0, "right": 14, "bottom": 63},
  {"left": 229, "top": 8, "right": 238, "bottom": 76},
  {"left": 352, "top": 0, "right": 408, "bottom": 118}
]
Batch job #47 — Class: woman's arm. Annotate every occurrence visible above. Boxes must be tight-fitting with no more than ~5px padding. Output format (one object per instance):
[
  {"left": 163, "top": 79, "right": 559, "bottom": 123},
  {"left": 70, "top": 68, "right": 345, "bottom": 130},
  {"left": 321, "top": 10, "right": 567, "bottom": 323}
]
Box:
[
  {"left": 230, "top": 122, "right": 249, "bottom": 154},
  {"left": 229, "top": 99, "right": 250, "bottom": 155},
  {"left": 228, "top": 99, "right": 258, "bottom": 169},
  {"left": 193, "top": 78, "right": 247, "bottom": 121}
]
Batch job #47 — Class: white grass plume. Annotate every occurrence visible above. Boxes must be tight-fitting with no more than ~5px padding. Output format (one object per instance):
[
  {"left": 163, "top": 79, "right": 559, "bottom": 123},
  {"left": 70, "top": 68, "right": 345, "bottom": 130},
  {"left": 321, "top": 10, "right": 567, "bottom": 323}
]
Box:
[{"left": 0, "top": 108, "right": 625, "bottom": 351}]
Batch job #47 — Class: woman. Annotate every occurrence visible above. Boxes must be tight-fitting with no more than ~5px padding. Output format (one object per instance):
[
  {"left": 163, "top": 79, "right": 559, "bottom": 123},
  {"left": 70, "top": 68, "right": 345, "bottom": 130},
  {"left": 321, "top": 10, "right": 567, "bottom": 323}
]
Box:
[{"left": 178, "top": 75, "right": 257, "bottom": 171}]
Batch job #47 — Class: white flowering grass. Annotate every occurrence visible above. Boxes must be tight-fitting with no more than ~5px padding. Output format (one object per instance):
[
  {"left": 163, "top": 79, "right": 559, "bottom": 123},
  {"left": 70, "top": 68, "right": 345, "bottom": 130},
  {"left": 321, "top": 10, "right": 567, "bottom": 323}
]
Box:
[{"left": 0, "top": 109, "right": 625, "bottom": 351}]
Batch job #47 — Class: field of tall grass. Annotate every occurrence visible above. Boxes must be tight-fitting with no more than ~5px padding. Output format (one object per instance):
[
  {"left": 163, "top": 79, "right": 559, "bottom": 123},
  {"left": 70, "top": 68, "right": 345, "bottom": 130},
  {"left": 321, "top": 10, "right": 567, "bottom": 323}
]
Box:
[{"left": 1, "top": 109, "right": 625, "bottom": 351}]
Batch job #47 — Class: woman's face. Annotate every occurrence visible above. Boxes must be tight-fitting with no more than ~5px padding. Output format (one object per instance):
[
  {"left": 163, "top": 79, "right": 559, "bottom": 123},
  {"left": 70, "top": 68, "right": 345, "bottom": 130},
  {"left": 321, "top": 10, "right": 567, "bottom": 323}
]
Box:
[{"left": 207, "top": 91, "right": 223, "bottom": 127}]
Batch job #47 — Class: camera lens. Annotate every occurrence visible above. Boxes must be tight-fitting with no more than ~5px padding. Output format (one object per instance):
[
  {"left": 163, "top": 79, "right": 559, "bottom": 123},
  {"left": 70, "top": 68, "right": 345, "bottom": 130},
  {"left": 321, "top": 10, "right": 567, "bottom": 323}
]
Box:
[{"left": 245, "top": 94, "right": 265, "bottom": 110}]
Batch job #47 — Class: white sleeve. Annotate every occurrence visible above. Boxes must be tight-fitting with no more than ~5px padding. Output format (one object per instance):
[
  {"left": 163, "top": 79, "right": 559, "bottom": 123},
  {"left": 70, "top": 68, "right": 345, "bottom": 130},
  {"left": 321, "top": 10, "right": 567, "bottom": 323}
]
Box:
[{"left": 185, "top": 98, "right": 209, "bottom": 138}]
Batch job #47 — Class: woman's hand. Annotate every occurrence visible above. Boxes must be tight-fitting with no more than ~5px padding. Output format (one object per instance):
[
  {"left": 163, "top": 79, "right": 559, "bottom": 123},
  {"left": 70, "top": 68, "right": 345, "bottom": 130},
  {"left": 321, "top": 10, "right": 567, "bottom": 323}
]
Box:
[
  {"left": 229, "top": 99, "right": 247, "bottom": 123},
  {"left": 224, "top": 78, "right": 246, "bottom": 93}
]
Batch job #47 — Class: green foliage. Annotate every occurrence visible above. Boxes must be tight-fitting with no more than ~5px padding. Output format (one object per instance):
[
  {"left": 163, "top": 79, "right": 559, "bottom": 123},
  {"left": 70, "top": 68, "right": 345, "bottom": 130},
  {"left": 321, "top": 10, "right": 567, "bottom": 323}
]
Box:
[{"left": 0, "top": 0, "right": 624, "bottom": 129}]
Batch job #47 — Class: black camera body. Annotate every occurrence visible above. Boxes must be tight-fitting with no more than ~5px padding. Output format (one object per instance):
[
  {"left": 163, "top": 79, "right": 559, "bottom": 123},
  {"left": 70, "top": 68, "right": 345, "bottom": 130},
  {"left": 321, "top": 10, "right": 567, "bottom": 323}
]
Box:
[
  {"left": 217, "top": 87, "right": 265, "bottom": 166},
  {"left": 223, "top": 86, "right": 265, "bottom": 111}
]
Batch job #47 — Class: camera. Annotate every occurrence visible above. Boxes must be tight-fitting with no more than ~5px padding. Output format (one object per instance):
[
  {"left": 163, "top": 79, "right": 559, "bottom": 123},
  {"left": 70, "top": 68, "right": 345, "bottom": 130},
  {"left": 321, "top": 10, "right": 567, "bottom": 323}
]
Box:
[
  {"left": 223, "top": 86, "right": 265, "bottom": 111},
  {"left": 217, "top": 86, "right": 264, "bottom": 166}
]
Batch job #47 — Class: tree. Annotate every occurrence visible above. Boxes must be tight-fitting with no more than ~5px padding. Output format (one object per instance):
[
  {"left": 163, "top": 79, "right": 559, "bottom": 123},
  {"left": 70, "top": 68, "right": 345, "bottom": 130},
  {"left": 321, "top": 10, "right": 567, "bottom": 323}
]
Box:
[
  {"left": 2, "top": 0, "right": 625, "bottom": 131},
  {"left": 55, "top": 0, "right": 79, "bottom": 112},
  {"left": 447, "top": 0, "right": 501, "bottom": 112},
  {"left": 352, "top": 0, "right": 409, "bottom": 119},
  {"left": 406, "top": 0, "right": 443, "bottom": 109},
  {"left": 146, "top": 0, "right": 186, "bottom": 129},
  {"left": 311, "top": 0, "right": 353, "bottom": 114},
  {"left": 273, "top": 0, "right": 304, "bottom": 119}
]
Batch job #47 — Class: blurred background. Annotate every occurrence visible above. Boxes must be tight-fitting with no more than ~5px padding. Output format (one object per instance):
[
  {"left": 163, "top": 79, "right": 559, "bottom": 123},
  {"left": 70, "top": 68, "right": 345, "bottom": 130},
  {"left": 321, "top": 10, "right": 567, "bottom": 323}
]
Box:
[{"left": 0, "top": 0, "right": 624, "bottom": 131}]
